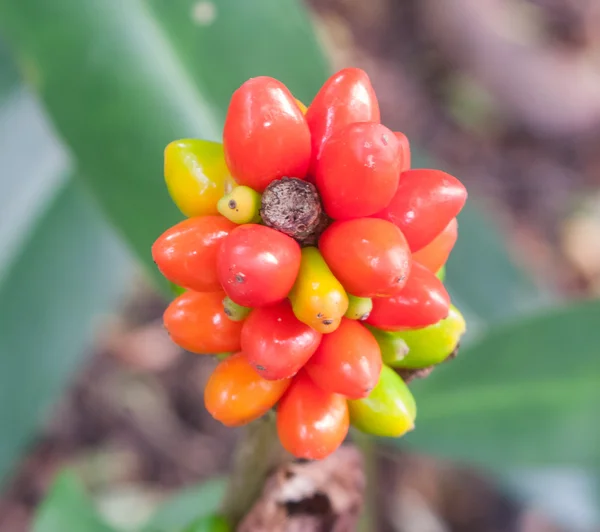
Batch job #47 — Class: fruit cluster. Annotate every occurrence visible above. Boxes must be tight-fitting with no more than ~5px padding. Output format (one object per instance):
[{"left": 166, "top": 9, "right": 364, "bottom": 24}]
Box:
[{"left": 152, "top": 68, "right": 468, "bottom": 460}]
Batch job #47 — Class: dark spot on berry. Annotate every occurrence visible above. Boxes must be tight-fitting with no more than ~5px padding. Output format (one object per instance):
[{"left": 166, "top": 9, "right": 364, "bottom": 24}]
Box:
[
  {"left": 228, "top": 199, "right": 237, "bottom": 209},
  {"left": 316, "top": 312, "right": 324, "bottom": 319},
  {"left": 359, "top": 312, "right": 370, "bottom": 321},
  {"left": 395, "top": 275, "right": 406, "bottom": 283},
  {"left": 322, "top": 319, "right": 334, "bottom": 326},
  {"left": 223, "top": 307, "right": 233, "bottom": 317},
  {"left": 235, "top": 273, "right": 245, "bottom": 283},
  {"left": 255, "top": 364, "right": 266, "bottom": 371}
]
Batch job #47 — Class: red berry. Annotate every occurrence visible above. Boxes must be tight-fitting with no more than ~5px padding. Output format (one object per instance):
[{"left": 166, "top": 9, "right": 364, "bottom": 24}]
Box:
[
  {"left": 319, "top": 218, "right": 412, "bottom": 297},
  {"left": 373, "top": 169, "right": 467, "bottom": 252},
  {"left": 304, "top": 318, "right": 382, "bottom": 399},
  {"left": 241, "top": 300, "right": 322, "bottom": 380},
  {"left": 223, "top": 77, "right": 311, "bottom": 192},
  {"left": 366, "top": 262, "right": 450, "bottom": 331},
  {"left": 217, "top": 224, "right": 301, "bottom": 307},
  {"left": 306, "top": 68, "right": 380, "bottom": 177},
  {"left": 412, "top": 218, "right": 458, "bottom": 273},
  {"left": 152, "top": 216, "right": 235, "bottom": 292},
  {"left": 394, "top": 132, "right": 411, "bottom": 172},
  {"left": 277, "top": 372, "right": 349, "bottom": 460},
  {"left": 316, "top": 122, "right": 401, "bottom": 220},
  {"left": 163, "top": 291, "right": 243, "bottom": 353}
]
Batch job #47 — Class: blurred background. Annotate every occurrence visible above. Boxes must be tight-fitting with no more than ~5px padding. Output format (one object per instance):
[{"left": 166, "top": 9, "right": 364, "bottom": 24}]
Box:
[{"left": 0, "top": 0, "right": 599, "bottom": 531}]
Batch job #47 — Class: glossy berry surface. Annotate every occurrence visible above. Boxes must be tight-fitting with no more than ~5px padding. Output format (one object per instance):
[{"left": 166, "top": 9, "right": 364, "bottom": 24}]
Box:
[
  {"left": 348, "top": 365, "right": 416, "bottom": 437},
  {"left": 204, "top": 353, "right": 290, "bottom": 427},
  {"left": 344, "top": 294, "right": 373, "bottom": 321},
  {"left": 319, "top": 218, "right": 412, "bottom": 297},
  {"left": 241, "top": 300, "right": 322, "bottom": 380},
  {"left": 412, "top": 218, "right": 458, "bottom": 273},
  {"left": 217, "top": 185, "right": 262, "bottom": 225},
  {"left": 394, "top": 132, "right": 411, "bottom": 172},
  {"left": 277, "top": 372, "right": 349, "bottom": 460},
  {"left": 304, "top": 318, "right": 382, "bottom": 399},
  {"left": 223, "top": 77, "right": 311, "bottom": 192},
  {"left": 164, "top": 291, "right": 244, "bottom": 354},
  {"left": 152, "top": 215, "right": 235, "bottom": 292},
  {"left": 316, "top": 122, "right": 401, "bottom": 219},
  {"left": 289, "top": 247, "right": 348, "bottom": 334},
  {"left": 217, "top": 224, "right": 301, "bottom": 307},
  {"left": 154, "top": 67, "right": 468, "bottom": 460},
  {"left": 367, "top": 262, "right": 451, "bottom": 331},
  {"left": 374, "top": 169, "right": 467, "bottom": 252},
  {"left": 306, "top": 67, "right": 380, "bottom": 176},
  {"left": 164, "top": 139, "right": 235, "bottom": 218},
  {"left": 383, "top": 305, "right": 466, "bottom": 369}
]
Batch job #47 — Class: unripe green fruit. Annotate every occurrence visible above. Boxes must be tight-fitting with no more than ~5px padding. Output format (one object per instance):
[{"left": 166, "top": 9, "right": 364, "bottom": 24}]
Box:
[
  {"left": 349, "top": 365, "right": 416, "bottom": 437},
  {"left": 217, "top": 185, "right": 261, "bottom": 224},
  {"left": 436, "top": 265, "right": 446, "bottom": 282},
  {"left": 222, "top": 296, "right": 251, "bottom": 322},
  {"left": 364, "top": 325, "right": 409, "bottom": 366},
  {"left": 344, "top": 294, "right": 373, "bottom": 320},
  {"left": 373, "top": 305, "right": 466, "bottom": 369}
]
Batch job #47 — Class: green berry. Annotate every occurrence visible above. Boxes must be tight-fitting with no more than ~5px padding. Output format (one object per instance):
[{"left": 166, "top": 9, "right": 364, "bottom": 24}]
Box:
[
  {"left": 344, "top": 294, "right": 373, "bottom": 320},
  {"left": 365, "top": 325, "right": 409, "bottom": 366},
  {"left": 380, "top": 305, "right": 466, "bottom": 369},
  {"left": 435, "top": 265, "right": 446, "bottom": 282},
  {"left": 349, "top": 365, "right": 416, "bottom": 437},
  {"left": 222, "top": 296, "right": 251, "bottom": 322},
  {"left": 217, "top": 185, "right": 261, "bottom": 224}
]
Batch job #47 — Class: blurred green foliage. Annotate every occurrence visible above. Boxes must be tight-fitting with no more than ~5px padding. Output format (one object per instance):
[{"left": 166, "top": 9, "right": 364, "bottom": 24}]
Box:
[
  {"left": 33, "top": 472, "right": 117, "bottom": 532},
  {"left": 408, "top": 299, "right": 600, "bottom": 468},
  {"left": 0, "top": 0, "right": 598, "bottom": 529}
]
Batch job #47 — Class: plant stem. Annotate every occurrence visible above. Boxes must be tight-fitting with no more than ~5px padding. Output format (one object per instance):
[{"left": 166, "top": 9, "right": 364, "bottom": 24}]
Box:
[
  {"left": 221, "top": 411, "right": 290, "bottom": 528},
  {"left": 353, "top": 430, "right": 378, "bottom": 532}
]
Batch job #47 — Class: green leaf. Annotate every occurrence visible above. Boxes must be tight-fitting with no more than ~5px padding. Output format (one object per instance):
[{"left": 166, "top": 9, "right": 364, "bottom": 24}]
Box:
[
  {"left": 142, "top": 477, "right": 227, "bottom": 532},
  {"left": 33, "top": 471, "right": 117, "bottom": 532},
  {"left": 0, "top": 0, "right": 329, "bottom": 288},
  {"left": 404, "top": 300, "right": 600, "bottom": 468},
  {"left": 0, "top": 86, "right": 132, "bottom": 483},
  {"left": 0, "top": 38, "right": 18, "bottom": 104}
]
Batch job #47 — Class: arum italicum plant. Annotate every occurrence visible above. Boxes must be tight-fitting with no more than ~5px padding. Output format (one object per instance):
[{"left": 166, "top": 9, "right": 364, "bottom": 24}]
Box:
[{"left": 151, "top": 67, "right": 468, "bottom": 526}]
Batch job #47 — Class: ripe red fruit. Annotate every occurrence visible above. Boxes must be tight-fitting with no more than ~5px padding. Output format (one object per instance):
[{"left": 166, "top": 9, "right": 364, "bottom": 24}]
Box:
[
  {"left": 373, "top": 169, "right": 467, "bottom": 252},
  {"left": 163, "top": 291, "right": 243, "bottom": 353},
  {"left": 316, "top": 122, "right": 401, "bottom": 220},
  {"left": 304, "top": 318, "right": 382, "bottom": 399},
  {"left": 217, "top": 224, "right": 301, "bottom": 307},
  {"left": 319, "top": 218, "right": 412, "bottom": 297},
  {"left": 152, "top": 216, "right": 235, "bottom": 292},
  {"left": 223, "top": 77, "right": 311, "bottom": 192},
  {"left": 412, "top": 218, "right": 458, "bottom": 273},
  {"left": 366, "top": 262, "right": 451, "bottom": 331},
  {"left": 394, "top": 132, "right": 410, "bottom": 172},
  {"left": 277, "top": 372, "right": 349, "bottom": 460},
  {"left": 241, "top": 300, "right": 322, "bottom": 380},
  {"left": 306, "top": 68, "right": 380, "bottom": 177}
]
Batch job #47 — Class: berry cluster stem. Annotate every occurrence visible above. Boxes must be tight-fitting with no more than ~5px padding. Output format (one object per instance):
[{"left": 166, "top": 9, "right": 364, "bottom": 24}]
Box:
[{"left": 221, "top": 411, "right": 290, "bottom": 527}]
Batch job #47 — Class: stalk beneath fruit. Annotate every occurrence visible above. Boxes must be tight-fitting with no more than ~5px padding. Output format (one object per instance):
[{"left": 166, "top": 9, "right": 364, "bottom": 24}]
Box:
[{"left": 221, "top": 412, "right": 290, "bottom": 528}]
